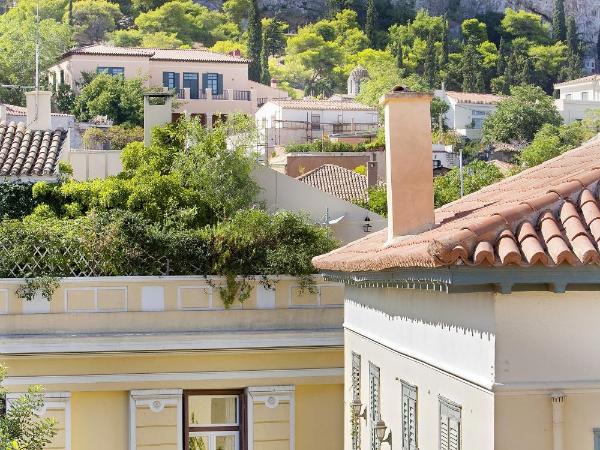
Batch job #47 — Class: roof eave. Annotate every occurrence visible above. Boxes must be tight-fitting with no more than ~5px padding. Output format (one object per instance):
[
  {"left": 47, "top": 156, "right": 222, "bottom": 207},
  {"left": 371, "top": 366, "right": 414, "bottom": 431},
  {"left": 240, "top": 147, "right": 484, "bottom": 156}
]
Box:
[{"left": 321, "top": 265, "right": 600, "bottom": 294}]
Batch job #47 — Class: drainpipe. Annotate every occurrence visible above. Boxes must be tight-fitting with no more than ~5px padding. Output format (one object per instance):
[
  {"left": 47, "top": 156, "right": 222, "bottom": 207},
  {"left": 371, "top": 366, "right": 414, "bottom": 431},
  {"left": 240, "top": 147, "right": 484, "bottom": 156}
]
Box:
[{"left": 551, "top": 392, "right": 565, "bottom": 450}]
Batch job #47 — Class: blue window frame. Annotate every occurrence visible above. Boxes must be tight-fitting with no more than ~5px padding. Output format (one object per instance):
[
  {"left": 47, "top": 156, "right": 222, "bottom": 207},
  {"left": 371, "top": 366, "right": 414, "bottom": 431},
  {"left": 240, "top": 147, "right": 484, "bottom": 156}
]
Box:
[
  {"left": 183, "top": 72, "right": 199, "bottom": 99},
  {"left": 97, "top": 67, "right": 124, "bottom": 76},
  {"left": 163, "top": 71, "right": 180, "bottom": 90},
  {"left": 594, "top": 428, "right": 600, "bottom": 450},
  {"left": 206, "top": 73, "right": 219, "bottom": 95}
]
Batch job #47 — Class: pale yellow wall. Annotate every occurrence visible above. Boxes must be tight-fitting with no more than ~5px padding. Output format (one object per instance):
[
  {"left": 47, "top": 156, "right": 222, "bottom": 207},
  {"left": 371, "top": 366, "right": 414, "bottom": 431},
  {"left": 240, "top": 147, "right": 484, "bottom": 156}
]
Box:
[
  {"left": 564, "top": 392, "right": 600, "bottom": 450},
  {"left": 253, "top": 400, "right": 291, "bottom": 450},
  {"left": 296, "top": 384, "right": 344, "bottom": 450},
  {"left": 71, "top": 391, "right": 128, "bottom": 450},
  {"left": 495, "top": 394, "right": 552, "bottom": 450},
  {"left": 43, "top": 406, "right": 66, "bottom": 450},
  {"left": 136, "top": 403, "right": 178, "bottom": 450}
]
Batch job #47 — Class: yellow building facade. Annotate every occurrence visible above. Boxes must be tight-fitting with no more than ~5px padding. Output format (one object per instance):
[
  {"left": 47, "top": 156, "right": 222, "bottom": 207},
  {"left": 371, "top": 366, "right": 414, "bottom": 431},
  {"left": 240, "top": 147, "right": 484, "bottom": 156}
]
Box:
[{"left": 1, "top": 276, "right": 344, "bottom": 450}]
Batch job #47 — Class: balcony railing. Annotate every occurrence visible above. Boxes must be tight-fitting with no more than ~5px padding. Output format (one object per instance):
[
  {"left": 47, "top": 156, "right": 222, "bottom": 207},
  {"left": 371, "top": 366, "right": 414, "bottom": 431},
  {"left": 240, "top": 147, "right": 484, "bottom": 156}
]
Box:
[
  {"left": 257, "top": 97, "right": 268, "bottom": 107},
  {"left": 213, "top": 91, "right": 229, "bottom": 100},
  {"left": 177, "top": 88, "right": 185, "bottom": 99},
  {"left": 233, "top": 90, "right": 251, "bottom": 101}
]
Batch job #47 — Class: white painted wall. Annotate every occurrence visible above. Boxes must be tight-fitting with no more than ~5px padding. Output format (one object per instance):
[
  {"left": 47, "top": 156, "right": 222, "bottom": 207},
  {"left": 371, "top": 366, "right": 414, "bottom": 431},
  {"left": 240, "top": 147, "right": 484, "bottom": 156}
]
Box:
[
  {"left": 555, "top": 99, "right": 600, "bottom": 123},
  {"left": 344, "top": 285, "right": 496, "bottom": 450},
  {"left": 434, "top": 91, "right": 498, "bottom": 139},
  {"left": 253, "top": 165, "right": 386, "bottom": 244},
  {"left": 557, "top": 80, "right": 600, "bottom": 101}
]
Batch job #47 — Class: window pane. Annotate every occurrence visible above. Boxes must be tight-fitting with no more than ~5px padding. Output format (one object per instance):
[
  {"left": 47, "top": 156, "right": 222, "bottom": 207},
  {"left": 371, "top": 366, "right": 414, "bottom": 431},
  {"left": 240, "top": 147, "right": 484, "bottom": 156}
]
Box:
[
  {"left": 188, "top": 396, "right": 238, "bottom": 426},
  {"left": 189, "top": 436, "right": 209, "bottom": 450},
  {"left": 216, "top": 435, "right": 236, "bottom": 450}
]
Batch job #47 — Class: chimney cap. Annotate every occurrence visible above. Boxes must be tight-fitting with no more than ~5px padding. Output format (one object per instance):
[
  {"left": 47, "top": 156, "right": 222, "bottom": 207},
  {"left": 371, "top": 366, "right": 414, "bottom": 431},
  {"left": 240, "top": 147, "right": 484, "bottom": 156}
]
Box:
[{"left": 380, "top": 87, "right": 432, "bottom": 106}]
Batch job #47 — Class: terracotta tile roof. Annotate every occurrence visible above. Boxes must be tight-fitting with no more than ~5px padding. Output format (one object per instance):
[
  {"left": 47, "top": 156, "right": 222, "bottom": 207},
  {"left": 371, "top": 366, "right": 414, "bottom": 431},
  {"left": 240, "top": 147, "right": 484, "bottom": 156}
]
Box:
[
  {"left": 313, "top": 136, "right": 600, "bottom": 272},
  {"left": 297, "top": 164, "right": 368, "bottom": 202},
  {"left": 4, "top": 104, "right": 73, "bottom": 118},
  {"left": 268, "top": 99, "right": 376, "bottom": 111},
  {"left": 445, "top": 91, "right": 504, "bottom": 105},
  {"left": 0, "top": 121, "right": 66, "bottom": 177},
  {"left": 555, "top": 75, "right": 600, "bottom": 87},
  {"left": 63, "top": 44, "right": 249, "bottom": 63}
]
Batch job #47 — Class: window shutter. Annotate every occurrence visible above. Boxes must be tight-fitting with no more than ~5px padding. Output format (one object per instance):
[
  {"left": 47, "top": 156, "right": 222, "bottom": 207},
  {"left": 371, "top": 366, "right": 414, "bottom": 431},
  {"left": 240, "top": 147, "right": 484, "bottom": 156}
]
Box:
[
  {"left": 202, "top": 73, "right": 208, "bottom": 91},
  {"left": 449, "top": 418, "right": 460, "bottom": 450},
  {"left": 173, "top": 72, "right": 180, "bottom": 90},
  {"left": 440, "top": 415, "right": 449, "bottom": 450},
  {"left": 401, "top": 382, "right": 418, "bottom": 450},
  {"left": 217, "top": 73, "right": 224, "bottom": 95},
  {"left": 402, "top": 393, "right": 410, "bottom": 449},
  {"left": 163, "top": 72, "right": 169, "bottom": 88}
]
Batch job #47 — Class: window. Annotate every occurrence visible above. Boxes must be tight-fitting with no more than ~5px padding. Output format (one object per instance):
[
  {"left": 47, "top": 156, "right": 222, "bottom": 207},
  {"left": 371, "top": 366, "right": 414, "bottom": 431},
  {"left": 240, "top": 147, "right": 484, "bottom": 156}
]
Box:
[
  {"left": 163, "top": 72, "right": 180, "bottom": 90},
  {"left": 594, "top": 428, "right": 600, "bottom": 450},
  {"left": 184, "top": 391, "right": 246, "bottom": 450},
  {"left": 369, "top": 362, "right": 380, "bottom": 450},
  {"left": 351, "top": 353, "right": 361, "bottom": 450},
  {"left": 204, "top": 73, "right": 221, "bottom": 95},
  {"left": 184, "top": 72, "right": 200, "bottom": 99},
  {"left": 59, "top": 70, "right": 65, "bottom": 85},
  {"left": 439, "top": 397, "right": 461, "bottom": 450},
  {"left": 401, "top": 382, "right": 418, "bottom": 450},
  {"left": 311, "top": 114, "right": 321, "bottom": 130},
  {"left": 582, "top": 92, "right": 589, "bottom": 101},
  {"left": 97, "top": 67, "right": 124, "bottom": 76},
  {"left": 566, "top": 93, "right": 573, "bottom": 100}
]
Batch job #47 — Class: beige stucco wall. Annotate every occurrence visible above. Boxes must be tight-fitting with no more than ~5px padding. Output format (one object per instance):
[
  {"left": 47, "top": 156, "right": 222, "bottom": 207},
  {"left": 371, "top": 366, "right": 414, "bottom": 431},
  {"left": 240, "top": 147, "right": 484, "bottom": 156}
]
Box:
[
  {"left": 72, "top": 391, "right": 129, "bottom": 450},
  {"left": 296, "top": 384, "right": 344, "bottom": 450}
]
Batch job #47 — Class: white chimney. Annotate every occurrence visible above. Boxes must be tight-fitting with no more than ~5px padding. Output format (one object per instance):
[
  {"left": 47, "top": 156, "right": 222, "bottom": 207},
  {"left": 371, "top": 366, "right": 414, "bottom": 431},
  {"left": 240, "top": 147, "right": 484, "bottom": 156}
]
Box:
[
  {"left": 381, "top": 87, "right": 434, "bottom": 242},
  {"left": 0, "top": 103, "right": 6, "bottom": 122},
  {"left": 26, "top": 90, "right": 52, "bottom": 130},
  {"left": 144, "top": 92, "right": 173, "bottom": 146}
]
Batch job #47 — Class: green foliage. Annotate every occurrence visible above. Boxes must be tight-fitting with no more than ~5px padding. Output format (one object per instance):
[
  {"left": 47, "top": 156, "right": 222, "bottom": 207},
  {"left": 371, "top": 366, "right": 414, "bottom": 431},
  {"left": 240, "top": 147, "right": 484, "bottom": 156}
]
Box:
[
  {"left": 247, "top": 0, "right": 262, "bottom": 82},
  {"left": 563, "top": 15, "right": 582, "bottom": 80},
  {"left": 141, "top": 31, "right": 184, "bottom": 48},
  {"left": 482, "top": 85, "right": 562, "bottom": 144},
  {"left": 67, "top": 0, "right": 123, "bottom": 46},
  {"left": 72, "top": 74, "right": 145, "bottom": 126},
  {"left": 0, "top": 183, "right": 40, "bottom": 220},
  {"left": 16, "top": 276, "right": 60, "bottom": 301},
  {"left": 501, "top": 8, "right": 551, "bottom": 44},
  {"left": 354, "top": 183, "right": 387, "bottom": 216},
  {"left": 109, "top": 28, "right": 144, "bottom": 46},
  {"left": 82, "top": 125, "right": 144, "bottom": 150},
  {"left": 222, "top": 0, "right": 250, "bottom": 27},
  {"left": 434, "top": 160, "right": 504, "bottom": 207},
  {"left": 262, "top": 18, "right": 287, "bottom": 57},
  {"left": 461, "top": 18, "right": 487, "bottom": 45},
  {"left": 260, "top": 31, "right": 271, "bottom": 84},
  {"left": 520, "top": 114, "right": 600, "bottom": 167},
  {"left": 365, "top": 0, "right": 376, "bottom": 47},
  {"left": 0, "top": 366, "right": 57, "bottom": 450},
  {"left": 134, "top": 0, "right": 228, "bottom": 47},
  {"left": 285, "top": 140, "right": 372, "bottom": 153},
  {"left": 53, "top": 83, "right": 75, "bottom": 114}
]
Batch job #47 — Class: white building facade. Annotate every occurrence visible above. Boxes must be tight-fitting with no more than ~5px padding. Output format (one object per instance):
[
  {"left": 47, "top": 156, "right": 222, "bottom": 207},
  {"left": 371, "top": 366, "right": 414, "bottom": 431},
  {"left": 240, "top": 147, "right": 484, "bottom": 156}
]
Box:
[
  {"left": 255, "top": 99, "right": 378, "bottom": 152},
  {"left": 434, "top": 90, "right": 503, "bottom": 140},
  {"left": 554, "top": 75, "right": 600, "bottom": 123}
]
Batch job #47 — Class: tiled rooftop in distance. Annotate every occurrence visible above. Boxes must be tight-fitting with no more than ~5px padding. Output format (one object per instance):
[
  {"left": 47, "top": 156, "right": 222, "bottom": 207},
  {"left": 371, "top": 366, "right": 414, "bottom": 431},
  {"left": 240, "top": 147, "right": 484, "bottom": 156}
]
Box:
[
  {"left": 297, "top": 164, "right": 368, "bottom": 202},
  {"left": 313, "top": 136, "right": 600, "bottom": 272},
  {"left": 445, "top": 91, "right": 504, "bottom": 105},
  {"left": 0, "top": 121, "right": 67, "bottom": 177}
]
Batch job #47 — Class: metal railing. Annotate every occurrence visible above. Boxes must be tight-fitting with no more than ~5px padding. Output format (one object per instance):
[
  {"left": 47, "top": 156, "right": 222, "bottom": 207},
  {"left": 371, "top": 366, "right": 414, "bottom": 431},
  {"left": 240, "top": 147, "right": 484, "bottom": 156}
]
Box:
[
  {"left": 177, "top": 89, "right": 185, "bottom": 99},
  {"left": 257, "top": 97, "right": 268, "bottom": 107},
  {"left": 233, "top": 90, "right": 251, "bottom": 101}
]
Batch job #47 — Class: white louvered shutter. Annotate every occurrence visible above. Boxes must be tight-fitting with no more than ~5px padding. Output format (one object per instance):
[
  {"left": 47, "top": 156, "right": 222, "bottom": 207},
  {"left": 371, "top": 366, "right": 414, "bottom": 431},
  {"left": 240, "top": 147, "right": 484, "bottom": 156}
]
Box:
[
  {"left": 440, "top": 414, "right": 450, "bottom": 450},
  {"left": 449, "top": 417, "right": 460, "bottom": 450},
  {"left": 401, "top": 382, "right": 418, "bottom": 450},
  {"left": 439, "top": 397, "right": 461, "bottom": 450}
]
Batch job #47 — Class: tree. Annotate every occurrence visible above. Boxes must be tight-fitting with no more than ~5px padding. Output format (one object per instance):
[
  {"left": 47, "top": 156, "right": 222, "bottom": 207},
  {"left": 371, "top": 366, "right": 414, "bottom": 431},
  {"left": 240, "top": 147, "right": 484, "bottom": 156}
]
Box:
[
  {"left": 482, "top": 85, "right": 563, "bottom": 144},
  {"left": 109, "top": 29, "right": 144, "bottom": 46},
  {"left": 597, "top": 27, "right": 600, "bottom": 64},
  {"left": 247, "top": 0, "right": 262, "bottom": 82},
  {"left": 440, "top": 17, "right": 449, "bottom": 66},
  {"left": 461, "top": 18, "right": 487, "bottom": 45},
  {"left": 67, "top": 0, "right": 123, "bottom": 46},
  {"left": 262, "top": 18, "right": 287, "bottom": 57},
  {"left": 365, "top": 0, "right": 376, "bottom": 47},
  {"left": 552, "top": 0, "right": 566, "bottom": 41},
  {"left": 423, "top": 31, "right": 437, "bottom": 88},
  {"left": 501, "top": 8, "right": 551, "bottom": 44},
  {"left": 222, "top": 0, "right": 251, "bottom": 28},
  {"left": 54, "top": 83, "right": 75, "bottom": 114},
  {"left": 132, "top": 0, "right": 168, "bottom": 13},
  {"left": 564, "top": 15, "right": 582, "bottom": 80},
  {"left": 395, "top": 38, "right": 404, "bottom": 69},
  {"left": 0, "top": 365, "right": 57, "bottom": 450},
  {"left": 462, "top": 40, "right": 483, "bottom": 92},
  {"left": 141, "top": 31, "right": 183, "bottom": 48},
  {"left": 434, "top": 160, "right": 504, "bottom": 207},
  {"left": 72, "top": 74, "right": 145, "bottom": 126},
  {"left": 134, "top": 0, "right": 227, "bottom": 47},
  {"left": 260, "top": 31, "right": 271, "bottom": 84}
]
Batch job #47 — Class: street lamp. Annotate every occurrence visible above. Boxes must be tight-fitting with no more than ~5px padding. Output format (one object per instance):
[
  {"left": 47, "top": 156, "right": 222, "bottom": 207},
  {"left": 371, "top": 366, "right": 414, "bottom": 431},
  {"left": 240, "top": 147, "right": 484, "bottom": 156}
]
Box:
[
  {"left": 374, "top": 419, "right": 392, "bottom": 448},
  {"left": 350, "top": 399, "right": 367, "bottom": 421}
]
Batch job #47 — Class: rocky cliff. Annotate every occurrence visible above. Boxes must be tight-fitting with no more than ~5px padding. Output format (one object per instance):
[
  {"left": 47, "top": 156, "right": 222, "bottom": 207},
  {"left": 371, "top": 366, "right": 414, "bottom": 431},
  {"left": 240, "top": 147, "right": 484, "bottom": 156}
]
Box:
[{"left": 200, "top": 0, "right": 600, "bottom": 44}]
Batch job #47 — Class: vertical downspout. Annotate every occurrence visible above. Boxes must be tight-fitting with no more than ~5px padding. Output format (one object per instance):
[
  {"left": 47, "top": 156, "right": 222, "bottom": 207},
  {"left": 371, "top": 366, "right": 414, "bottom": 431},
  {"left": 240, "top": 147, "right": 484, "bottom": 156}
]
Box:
[{"left": 551, "top": 392, "right": 565, "bottom": 450}]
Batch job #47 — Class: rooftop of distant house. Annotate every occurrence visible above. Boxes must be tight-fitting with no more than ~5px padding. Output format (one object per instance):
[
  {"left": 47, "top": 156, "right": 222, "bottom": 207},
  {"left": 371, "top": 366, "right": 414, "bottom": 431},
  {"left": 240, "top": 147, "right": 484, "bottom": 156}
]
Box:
[
  {"left": 297, "top": 164, "right": 368, "bottom": 202},
  {"left": 443, "top": 90, "right": 504, "bottom": 105},
  {"left": 266, "top": 98, "right": 377, "bottom": 111},
  {"left": 60, "top": 44, "right": 250, "bottom": 64},
  {"left": 3, "top": 104, "right": 73, "bottom": 118},
  {"left": 314, "top": 136, "right": 600, "bottom": 272},
  {"left": 0, "top": 121, "right": 67, "bottom": 178},
  {"left": 555, "top": 75, "right": 600, "bottom": 88}
]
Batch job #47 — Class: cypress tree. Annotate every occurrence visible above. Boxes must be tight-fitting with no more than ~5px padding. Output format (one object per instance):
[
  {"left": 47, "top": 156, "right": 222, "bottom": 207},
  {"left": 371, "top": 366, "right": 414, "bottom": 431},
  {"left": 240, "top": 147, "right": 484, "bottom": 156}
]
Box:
[
  {"left": 504, "top": 52, "right": 518, "bottom": 91},
  {"left": 396, "top": 39, "right": 404, "bottom": 69},
  {"left": 440, "top": 17, "right": 449, "bottom": 66},
  {"left": 597, "top": 27, "right": 600, "bottom": 66},
  {"left": 462, "top": 41, "right": 480, "bottom": 92},
  {"left": 424, "top": 31, "right": 437, "bottom": 88},
  {"left": 260, "top": 32, "right": 271, "bottom": 85},
  {"left": 565, "top": 16, "right": 582, "bottom": 79},
  {"left": 476, "top": 71, "right": 485, "bottom": 93},
  {"left": 496, "top": 37, "right": 506, "bottom": 75},
  {"left": 552, "top": 0, "right": 566, "bottom": 41},
  {"left": 247, "top": 0, "right": 263, "bottom": 82},
  {"left": 518, "top": 57, "right": 534, "bottom": 85},
  {"left": 365, "top": 0, "right": 376, "bottom": 47}
]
